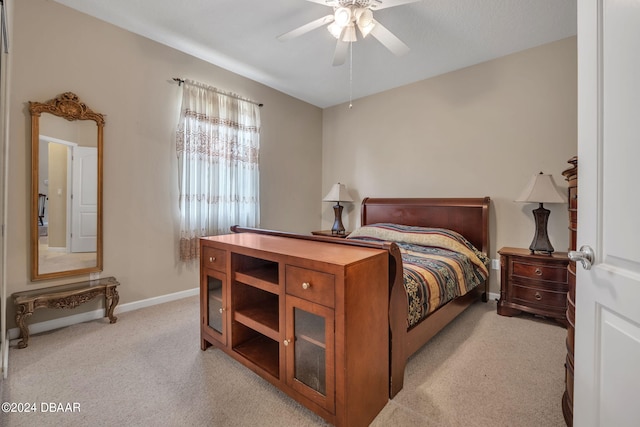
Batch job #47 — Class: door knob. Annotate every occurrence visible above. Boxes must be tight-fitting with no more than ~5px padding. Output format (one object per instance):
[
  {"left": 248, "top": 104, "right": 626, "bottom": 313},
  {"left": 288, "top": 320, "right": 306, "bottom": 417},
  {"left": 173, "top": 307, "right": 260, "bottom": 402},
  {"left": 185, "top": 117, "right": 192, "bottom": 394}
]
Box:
[{"left": 568, "top": 245, "right": 595, "bottom": 270}]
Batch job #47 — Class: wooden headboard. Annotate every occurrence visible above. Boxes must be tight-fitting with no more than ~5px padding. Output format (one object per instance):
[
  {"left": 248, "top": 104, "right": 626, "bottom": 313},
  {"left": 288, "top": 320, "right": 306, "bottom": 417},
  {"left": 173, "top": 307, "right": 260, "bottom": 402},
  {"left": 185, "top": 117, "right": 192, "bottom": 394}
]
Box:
[{"left": 360, "top": 197, "right": 491, "bottom": 255}]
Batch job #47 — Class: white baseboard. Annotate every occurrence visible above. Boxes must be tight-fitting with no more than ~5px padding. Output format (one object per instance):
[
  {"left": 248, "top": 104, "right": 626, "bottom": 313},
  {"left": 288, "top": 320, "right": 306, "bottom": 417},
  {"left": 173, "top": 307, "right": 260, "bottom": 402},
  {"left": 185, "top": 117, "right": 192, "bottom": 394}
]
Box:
[
  {"left": 7, "top": 288, "right": 500, "bottom": 342},
  {"left": 7, "top": 287, "right": 199, "bottom": 341}
]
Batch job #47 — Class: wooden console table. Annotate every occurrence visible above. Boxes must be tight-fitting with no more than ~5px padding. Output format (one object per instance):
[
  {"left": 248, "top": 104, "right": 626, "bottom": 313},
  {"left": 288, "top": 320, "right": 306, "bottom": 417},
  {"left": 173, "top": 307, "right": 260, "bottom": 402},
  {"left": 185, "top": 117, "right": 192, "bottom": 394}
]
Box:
[
  {"left": 201, "top": 233, "right": 388, "bottom": 426},
  {"left": 13, "top": 276, "right": 120, "bottom": 349}
]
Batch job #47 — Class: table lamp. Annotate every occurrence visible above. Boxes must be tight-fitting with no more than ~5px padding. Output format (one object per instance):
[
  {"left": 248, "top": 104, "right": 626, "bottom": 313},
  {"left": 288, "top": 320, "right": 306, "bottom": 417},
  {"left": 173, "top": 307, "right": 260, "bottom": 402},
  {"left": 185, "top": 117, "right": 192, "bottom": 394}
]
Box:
[
  {"left": 516, "top": 172, "right": 566, "bottom": 254},
  {"left": 323, "top": 183, "right": 353, "bottom": 235}
]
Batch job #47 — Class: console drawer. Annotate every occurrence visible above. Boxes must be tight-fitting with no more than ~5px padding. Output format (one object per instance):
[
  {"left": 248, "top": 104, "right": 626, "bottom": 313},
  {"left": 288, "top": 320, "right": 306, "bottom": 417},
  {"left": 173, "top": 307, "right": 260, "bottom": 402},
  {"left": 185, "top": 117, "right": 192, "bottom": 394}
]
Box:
[
  {"left": 202, "top": 246, "right": 226, "bottom": 272},
  {"left": 285, "top": 265, "right": 335, "bottom": 308}
]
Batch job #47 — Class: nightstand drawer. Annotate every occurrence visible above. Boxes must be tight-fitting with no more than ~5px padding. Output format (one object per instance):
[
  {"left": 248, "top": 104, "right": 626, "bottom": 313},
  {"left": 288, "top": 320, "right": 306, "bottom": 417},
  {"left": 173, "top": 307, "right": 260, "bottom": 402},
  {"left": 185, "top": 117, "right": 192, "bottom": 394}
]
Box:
[
  {"left": 202, "top": 247, "right": 226, "bottom": 272},
  {"left": 285, "top": 265, "right": 335, "bottom": 308},
  {"left": 511, "top": 283, "right": 567, "bottom": 310},
  {"left": 512, "top": 260, "right": 568, "bottom": 283}
]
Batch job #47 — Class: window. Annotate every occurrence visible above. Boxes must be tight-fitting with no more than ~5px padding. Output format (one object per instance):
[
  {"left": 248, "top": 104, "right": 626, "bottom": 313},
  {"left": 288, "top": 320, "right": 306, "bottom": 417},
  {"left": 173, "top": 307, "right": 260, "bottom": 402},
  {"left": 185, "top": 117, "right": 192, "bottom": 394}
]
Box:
[{"left": 176, "top": 80, "right": 260, "bottom": 261}]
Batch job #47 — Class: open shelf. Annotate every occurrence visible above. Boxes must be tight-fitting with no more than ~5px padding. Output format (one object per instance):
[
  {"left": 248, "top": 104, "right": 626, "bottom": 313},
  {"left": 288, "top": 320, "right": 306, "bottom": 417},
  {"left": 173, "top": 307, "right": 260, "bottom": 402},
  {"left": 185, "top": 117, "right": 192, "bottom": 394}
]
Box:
[
  {"left": 233, "top": 331, "right": 279, "bottom": 379},
  {"left": 235, "top": 303, "right": 279, "bottom": 341},
  {"left": 233, "top": 284, "right": 279, "bottom": 340},
  {"left": 233, "top": 254, "right": 279, "bottom": 294}
]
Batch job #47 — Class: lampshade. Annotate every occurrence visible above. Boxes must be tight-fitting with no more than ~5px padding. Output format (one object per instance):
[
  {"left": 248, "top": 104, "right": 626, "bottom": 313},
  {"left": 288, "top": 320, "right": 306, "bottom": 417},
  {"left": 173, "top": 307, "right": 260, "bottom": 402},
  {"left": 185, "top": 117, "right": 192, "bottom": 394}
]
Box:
[
  {"left": 327, "top": 22, "right": 343, "bottom": 39},
  {"left": 334, "top": 7, "right": 352, "bottom": 27},
  {"left": 342, "top": 24, "right": 357, "bottom": 42},
  {"left": 356, "top": 8, "right": 375, "bottom": 38},
  {"left": 515, "top": 172, "right": 566, "bottom": 204},
  {"left": 323, "top": 183, "right": 354, "bottom": 203}
]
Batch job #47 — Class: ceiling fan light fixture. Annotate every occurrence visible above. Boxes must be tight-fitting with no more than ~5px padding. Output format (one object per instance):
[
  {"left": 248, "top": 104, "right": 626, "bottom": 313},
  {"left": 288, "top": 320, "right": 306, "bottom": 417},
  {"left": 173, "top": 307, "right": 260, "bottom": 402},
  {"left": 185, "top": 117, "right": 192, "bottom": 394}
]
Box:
[
  {"left": 334, "top": 7, "right": 352, "bottom": 27},
  {"left": 342, "top": 24, "right": 357, "bottom": 42},
  {"left": 355, "top": 8, "right": 375, "bottom": 38},
  {"left": 327, "top": 22, "right": 343, "bottom": 39},
  {"left": 278, "top": 0, "right": 417, "bottom": 64},
  {"left": 358, "top": 22, "right": 375, "bottom": 38},
  {"left": 356, "top": 8, "right": 373, "bottom": 26}
]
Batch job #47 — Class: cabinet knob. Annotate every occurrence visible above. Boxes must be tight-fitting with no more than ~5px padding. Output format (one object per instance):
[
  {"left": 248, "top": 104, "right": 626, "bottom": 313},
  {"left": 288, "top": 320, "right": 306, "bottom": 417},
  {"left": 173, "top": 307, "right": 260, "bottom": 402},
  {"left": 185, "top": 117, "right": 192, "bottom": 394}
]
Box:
[
  {"left": 301, "top": 282, "right": 311, "bottom": 290},
  {"left": 534, "top": 268, "right": 542, "bottom": 276},
  {"left": 283, "top": 339, "right": 291, "bottom": 346},
  {"left": 219, "top": 308, "right": 225, "bottom": 314},
  {"left": 209, "top": 257, "right": 215, "bottom": 263},
  {"left": 534, "top": 292, "right": 542, "bottom": 301}
]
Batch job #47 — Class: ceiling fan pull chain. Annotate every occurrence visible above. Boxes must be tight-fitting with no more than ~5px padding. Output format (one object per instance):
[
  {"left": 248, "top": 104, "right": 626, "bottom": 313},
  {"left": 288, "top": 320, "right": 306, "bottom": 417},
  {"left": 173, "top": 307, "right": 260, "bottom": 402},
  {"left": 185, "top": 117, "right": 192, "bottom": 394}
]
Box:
[{"left": 349, "top": 42, "right": 353, "bottom": 109}]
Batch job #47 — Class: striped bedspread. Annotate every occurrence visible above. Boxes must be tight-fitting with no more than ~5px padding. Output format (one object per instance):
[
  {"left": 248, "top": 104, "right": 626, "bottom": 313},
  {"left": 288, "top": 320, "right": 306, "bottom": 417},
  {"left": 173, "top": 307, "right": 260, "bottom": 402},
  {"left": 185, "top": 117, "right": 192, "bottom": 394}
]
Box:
[{"left": 347, "top": 223, "right": 490, "bottom": 328}]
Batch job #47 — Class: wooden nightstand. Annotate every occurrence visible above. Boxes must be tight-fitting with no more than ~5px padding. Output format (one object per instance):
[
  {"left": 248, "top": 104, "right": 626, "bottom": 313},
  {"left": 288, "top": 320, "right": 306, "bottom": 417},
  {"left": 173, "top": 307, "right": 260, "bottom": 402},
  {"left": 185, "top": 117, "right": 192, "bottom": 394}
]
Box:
[
  {"left": 497, "top": 247, "right": 569, "bottom": 325},
  {"left": 311, "top": 230, "right": 349, "bottom": 238}
]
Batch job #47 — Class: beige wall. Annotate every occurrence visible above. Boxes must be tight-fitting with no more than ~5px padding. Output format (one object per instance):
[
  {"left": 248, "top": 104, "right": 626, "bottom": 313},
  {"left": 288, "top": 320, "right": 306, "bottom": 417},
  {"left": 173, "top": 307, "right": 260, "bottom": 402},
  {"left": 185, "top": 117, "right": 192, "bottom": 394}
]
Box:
[
  {"left": 5, "top": 0, "right": 576, "bottom": 328},
  {"left": 322, "top": 37, "right": 577, "bottom": 294},
  {"left": 6, "top": 0, "right": 322, "bottom": 326}
]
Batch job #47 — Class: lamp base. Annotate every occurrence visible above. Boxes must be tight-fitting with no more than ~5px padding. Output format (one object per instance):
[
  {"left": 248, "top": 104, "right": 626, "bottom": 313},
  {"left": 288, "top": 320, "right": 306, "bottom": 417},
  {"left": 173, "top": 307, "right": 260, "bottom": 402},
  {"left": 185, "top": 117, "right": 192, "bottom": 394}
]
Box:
[
  {"left": 529, "top": 203, "right": 554, "bottom": 254},
  {"left": 331, "top": 203, "right": 346, "bottom": 235}
]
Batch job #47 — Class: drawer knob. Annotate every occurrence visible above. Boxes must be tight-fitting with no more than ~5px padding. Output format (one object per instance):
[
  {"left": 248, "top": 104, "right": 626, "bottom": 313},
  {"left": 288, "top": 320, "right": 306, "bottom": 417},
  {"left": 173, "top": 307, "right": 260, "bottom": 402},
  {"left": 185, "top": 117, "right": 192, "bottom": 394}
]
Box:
[
  {"left": 534, "top": 292, "right": 542, "bottom": 301},
  {"left": 301, "top": 282, "right": 311, "bottom": 290},
  {"left": 534, "top": 268, "right": 542, "bottom": 276},
  {"left": 209, "top": 256, "right": 216, "bottom": 263}
]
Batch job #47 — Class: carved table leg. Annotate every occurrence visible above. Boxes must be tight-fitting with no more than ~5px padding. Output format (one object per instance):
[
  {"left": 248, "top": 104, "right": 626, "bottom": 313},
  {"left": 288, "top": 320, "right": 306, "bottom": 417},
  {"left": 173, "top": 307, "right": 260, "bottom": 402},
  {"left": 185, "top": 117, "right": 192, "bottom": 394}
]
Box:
[
  {"left": 15, "top": 304, "right": 33, "bottom": 349},
  {"left": 105, "top": 286, "right": 119, "bottom": 323}
]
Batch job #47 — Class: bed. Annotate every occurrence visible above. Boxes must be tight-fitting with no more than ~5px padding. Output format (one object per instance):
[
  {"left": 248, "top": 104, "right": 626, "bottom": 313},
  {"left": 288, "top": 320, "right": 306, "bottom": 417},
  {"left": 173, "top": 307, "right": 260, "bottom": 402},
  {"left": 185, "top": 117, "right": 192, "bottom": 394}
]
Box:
[
  {"left": 231, "top": 196, "right": 491, "bottom": 398},
  {"left": 353, "top": 197, "right": 490, "bottom": 397}
]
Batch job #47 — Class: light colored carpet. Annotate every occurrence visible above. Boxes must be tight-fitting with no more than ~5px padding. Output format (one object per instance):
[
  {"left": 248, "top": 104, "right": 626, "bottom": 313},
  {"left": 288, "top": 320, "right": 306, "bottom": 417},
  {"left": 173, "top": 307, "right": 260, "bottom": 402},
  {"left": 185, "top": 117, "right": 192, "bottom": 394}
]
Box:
[{"left": 1, "top": 297, "right": 566, "bottom": 426}]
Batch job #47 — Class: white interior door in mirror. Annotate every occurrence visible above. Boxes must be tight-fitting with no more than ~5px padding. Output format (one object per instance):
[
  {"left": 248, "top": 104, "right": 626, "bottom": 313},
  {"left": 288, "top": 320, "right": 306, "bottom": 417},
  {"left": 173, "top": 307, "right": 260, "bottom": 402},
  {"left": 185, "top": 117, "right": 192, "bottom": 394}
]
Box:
[{"left": 71, "top": 146, "right": 97, "bottom": 253}]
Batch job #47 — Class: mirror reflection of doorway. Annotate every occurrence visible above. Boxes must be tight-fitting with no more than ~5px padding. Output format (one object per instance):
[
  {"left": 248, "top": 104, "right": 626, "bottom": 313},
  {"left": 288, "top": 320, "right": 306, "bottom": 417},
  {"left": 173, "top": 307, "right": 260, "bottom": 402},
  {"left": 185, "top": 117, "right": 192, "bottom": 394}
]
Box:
[{"left": 38, "top": 136, "right": 97, "bottom": 275}]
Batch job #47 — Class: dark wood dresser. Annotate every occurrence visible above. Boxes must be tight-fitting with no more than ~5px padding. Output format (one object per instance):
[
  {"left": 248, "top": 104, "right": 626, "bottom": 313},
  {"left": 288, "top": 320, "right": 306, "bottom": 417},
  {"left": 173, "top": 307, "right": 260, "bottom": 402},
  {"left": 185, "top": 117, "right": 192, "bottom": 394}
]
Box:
[{"left": 562, "top": 156, "right": 577, "bottom": 426}]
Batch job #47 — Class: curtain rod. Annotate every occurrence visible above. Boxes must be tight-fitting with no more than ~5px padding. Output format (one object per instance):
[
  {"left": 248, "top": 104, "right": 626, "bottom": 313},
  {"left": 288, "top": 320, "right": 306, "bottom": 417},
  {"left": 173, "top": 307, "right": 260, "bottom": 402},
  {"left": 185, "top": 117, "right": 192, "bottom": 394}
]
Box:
[{"left": 172, "top": 78, "right": 263, "bottom": 107}]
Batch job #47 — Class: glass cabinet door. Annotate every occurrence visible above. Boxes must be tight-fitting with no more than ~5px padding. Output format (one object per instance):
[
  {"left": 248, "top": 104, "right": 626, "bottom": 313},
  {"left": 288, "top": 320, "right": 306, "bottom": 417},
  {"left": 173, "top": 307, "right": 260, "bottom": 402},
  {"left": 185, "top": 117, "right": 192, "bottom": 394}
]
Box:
[
  {"left": 285, "top": 296, "right": 335, "bottom": 413},
  {"left": 203, "top": 269, "right": 226, "bottom": 345}
]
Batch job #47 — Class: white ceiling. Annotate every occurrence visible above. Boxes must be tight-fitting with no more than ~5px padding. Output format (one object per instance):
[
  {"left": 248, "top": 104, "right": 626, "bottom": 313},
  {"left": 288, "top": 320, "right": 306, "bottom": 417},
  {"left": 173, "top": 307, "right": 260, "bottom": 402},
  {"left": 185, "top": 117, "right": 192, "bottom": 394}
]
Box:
[{"left": 52, "top": 0, "right": 577, "bottom": 108}]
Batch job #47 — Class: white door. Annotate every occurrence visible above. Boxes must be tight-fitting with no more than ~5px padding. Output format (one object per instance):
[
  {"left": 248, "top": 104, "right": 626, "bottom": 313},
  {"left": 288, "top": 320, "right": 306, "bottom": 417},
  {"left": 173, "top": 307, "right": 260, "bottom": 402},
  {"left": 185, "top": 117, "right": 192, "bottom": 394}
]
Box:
[
  {"left": 71, "top": 146, "right": 98, "bottom": 253},
  {"left": 573, "top": 1, "right": 640, "bottom": 426}
]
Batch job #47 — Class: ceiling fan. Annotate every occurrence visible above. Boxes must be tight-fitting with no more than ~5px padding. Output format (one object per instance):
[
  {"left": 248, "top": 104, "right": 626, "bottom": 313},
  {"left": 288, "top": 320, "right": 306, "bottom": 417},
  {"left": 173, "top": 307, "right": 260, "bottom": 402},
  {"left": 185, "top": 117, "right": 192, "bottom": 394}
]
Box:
[{"left": 278, "top": 0, "right": 420, "bottom": 66}]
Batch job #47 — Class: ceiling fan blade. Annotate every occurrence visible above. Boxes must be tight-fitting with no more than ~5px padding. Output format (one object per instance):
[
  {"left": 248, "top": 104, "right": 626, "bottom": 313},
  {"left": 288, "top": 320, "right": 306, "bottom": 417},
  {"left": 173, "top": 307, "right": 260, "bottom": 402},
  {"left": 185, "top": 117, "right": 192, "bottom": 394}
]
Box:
[
  {"left": 369, "top": 19, "right": 409, "bottom": 56},
  {"left": 304, "top": 0, "right": 338, "bottom": 5},
  {"left": 372, "top": 0, "right": 420, "bottom": 10},
  {"left": 277, "top": 15, "right": 335, "bottom": 41},
  {"left": 332, "top": 40, "right": 349, "bottom": 66}
]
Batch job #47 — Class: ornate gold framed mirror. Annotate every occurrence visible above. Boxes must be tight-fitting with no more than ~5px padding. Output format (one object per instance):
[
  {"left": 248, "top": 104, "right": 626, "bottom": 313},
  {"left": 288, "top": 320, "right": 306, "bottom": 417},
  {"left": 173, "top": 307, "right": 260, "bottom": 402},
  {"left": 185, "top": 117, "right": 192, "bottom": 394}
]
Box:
[{"left": 29, "top": 92, "right": 104, "bottom": 280}]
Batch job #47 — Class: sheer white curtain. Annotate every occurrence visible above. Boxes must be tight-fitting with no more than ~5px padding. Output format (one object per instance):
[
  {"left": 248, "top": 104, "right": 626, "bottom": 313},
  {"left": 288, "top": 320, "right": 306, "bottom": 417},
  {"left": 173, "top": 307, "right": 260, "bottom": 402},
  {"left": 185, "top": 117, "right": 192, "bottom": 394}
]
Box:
[{"left": 176, "top": 79, "right": 260, "bottom": 261}]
